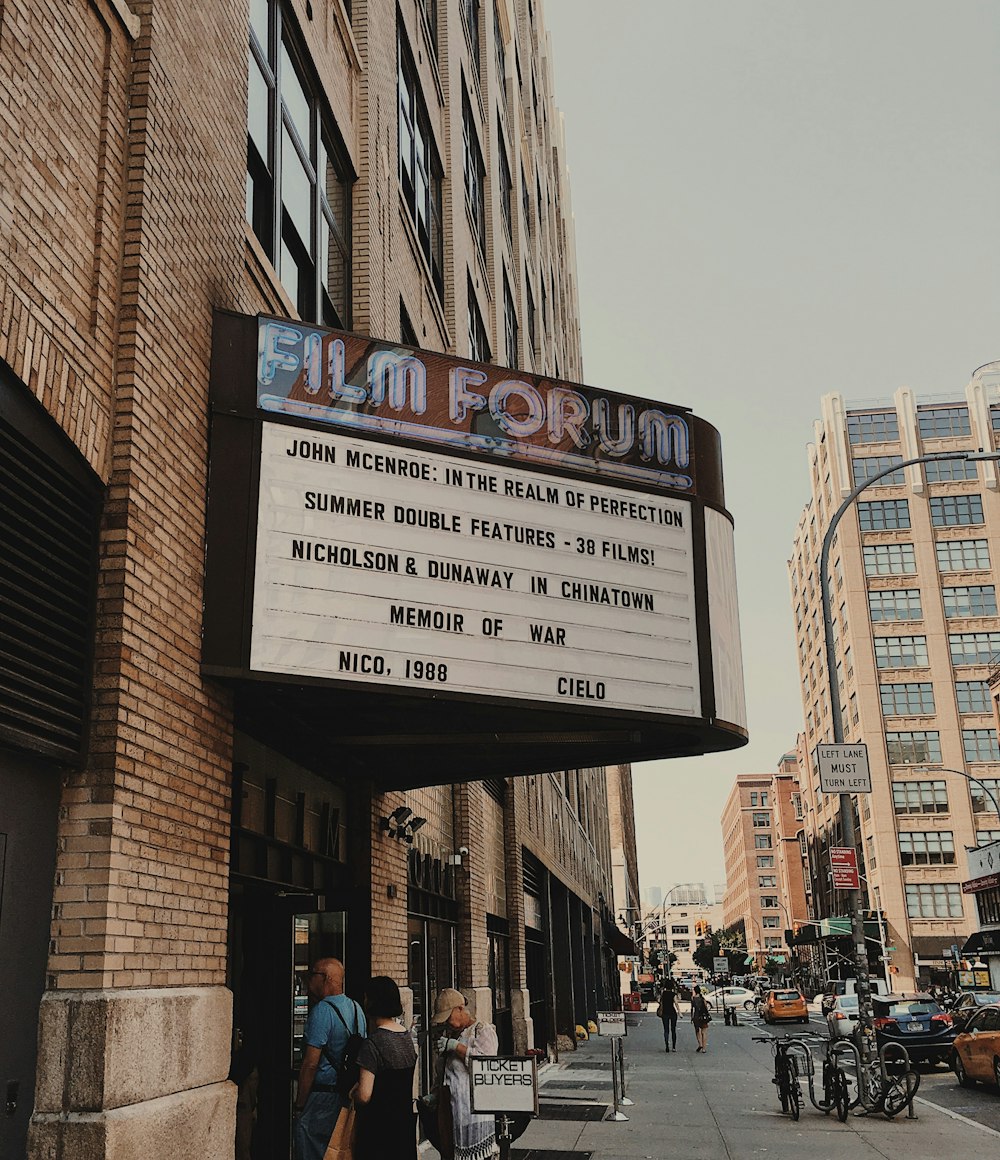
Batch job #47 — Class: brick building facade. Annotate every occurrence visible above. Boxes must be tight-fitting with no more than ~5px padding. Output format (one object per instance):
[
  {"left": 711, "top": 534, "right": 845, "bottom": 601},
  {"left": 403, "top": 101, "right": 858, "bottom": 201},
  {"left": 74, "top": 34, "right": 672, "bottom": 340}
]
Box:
[{"left": 0, "top": 2, "right": 634, "bottom": 1158}]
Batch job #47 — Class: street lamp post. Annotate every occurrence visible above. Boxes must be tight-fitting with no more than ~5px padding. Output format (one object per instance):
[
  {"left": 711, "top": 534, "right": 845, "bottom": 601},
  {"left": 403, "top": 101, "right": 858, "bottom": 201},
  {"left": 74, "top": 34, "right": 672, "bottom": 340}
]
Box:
[{"left": 819, "top": 448, "right": 1000, "bottom": 1079}]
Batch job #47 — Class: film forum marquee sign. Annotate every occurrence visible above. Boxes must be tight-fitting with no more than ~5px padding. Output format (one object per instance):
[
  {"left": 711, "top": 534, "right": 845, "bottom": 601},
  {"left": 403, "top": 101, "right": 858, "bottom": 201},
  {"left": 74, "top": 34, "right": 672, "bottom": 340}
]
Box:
[{"left": 203, "top": 312, "right": 747, "bottom": 786}]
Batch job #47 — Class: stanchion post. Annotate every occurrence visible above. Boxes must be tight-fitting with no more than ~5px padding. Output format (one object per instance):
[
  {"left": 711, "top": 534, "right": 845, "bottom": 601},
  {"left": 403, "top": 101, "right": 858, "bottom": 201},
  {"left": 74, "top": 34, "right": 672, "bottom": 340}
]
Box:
[
  {"left": 617, "top": 1036, "right": 634, "bottom": 1106},
  {"left": 606, "top": 1036, "right": 628, "bottom": 1121},
  {"left": 496, "top": 1112, "right": 513, "bottom": 1160}
]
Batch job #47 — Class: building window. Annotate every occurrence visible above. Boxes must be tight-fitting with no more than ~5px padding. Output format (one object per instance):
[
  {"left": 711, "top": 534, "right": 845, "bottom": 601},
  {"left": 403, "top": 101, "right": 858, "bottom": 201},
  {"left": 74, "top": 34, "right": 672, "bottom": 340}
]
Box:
[
  {"left": 852, "top": 455, "right": 904, "bottom": 486},
  {"left": 879, "top": 682, "right": 934, "bottom": 716},
  {"left": 467, "top": 278, "right": 490, "bottom": 362},
  {"left": 671, "top": 924, "right": 689, "bottom": 935},
  {"left": 764, "top": 936, "right": 783, "bottom": 949},
  {"left": 672, "top": 939, "right": 690, "bottom": 950},
  {"left": 864, "top": 543, "right": 916, "bottom": 576},
  {"left": 463, "top": 94, "right": 486, "bottom": 257},
  {"left": 858, "top": 499, "right": 910, "bottom": 531},
  {"left": 247, "top": 1, "right": 352, "bottom": 325},
  {"left": 868, "top": 589, "right": 922, "bottom": 622},
  {"left": 874, "top": 636, "right": 928, "bottom": 669},
  {"left": 926, "top": 457, "right": 979, "bottom": 482},
  {"left": 847, "top": 411, "right": 899, "bottom": 444},
  {"left": 419, "top": 0, "right": 438, "bottom": 53},
  {"left": 893, "top": 780, "right": 948, "bottom": 814},
  {"left": 398, "top": 26, "right": 443, "bottom": 294},
  {"left": 978, "top": 830, "right": 1000, "bottom": 846},
  {"left": 759, "top": 875, "right": 777, "bottom": 888},
  {"left": 521, "top": 170, "right": 531, "bottom": 237},
  {"left": 977, "top": 887, "right": 1000, "bottom": 925},
  {"left": 750, "top": 792, "right": 758, "bottom": 806},
  {"left": 462, "top": 0, "right": 481, "bottom": 79},
  {"left": 899, "top": 831, "right": 956, "bottom": 866},
  {"left": 756, "top": 855, "right": 774, "bottom": 868},
  {"left": 761, "top": 792, "right": 769, "bottom": 807},
  {"left": 400, "top": 299, "right": 418, "bottom": 345},
  {"left": 957, "top": 680, "right": 991, "bottom": 713},
  {"left": 755, "top": 834, "right": 772, "bottom": 849},
  {"left": 963, "top": 728, "right": 1000, "bottom": 763},
  {"left": 936, "top": 539, "right": 990, "bottom": 572},
  {"left": 949, "top": 632, "right": 1000, "bottom": 666},
  {"left": 930, "top": 494, "right": 984, "bottom": 527},
  {"left": 497, "top": 129, "right": 512, "bottom": 241},
  {"left": 503, "top": 272, "right": 518, "bottom": 367},
  {"left": 761, "top": 896, "right": 779, "bottom": 909},
  {"left": 762, "top": 915, "right": 780, "bottom": 928},
  {"left": 886, "top": 730, "right": 941, "bottom": 764},
  {"left": 494, "top": 4, "right": 506, "bottom": 98},
  {"left": 971, "top": 780, "right": 1000, "bottom": 814},
  {"left": 905, "top": 883, "right": 962, "bottom": 918},
  {"left": 943, "top": 585, "right": 997, "bottom": 618},
  {"left": 918, "top": 406, "right": 971, "bottom": 438},
  {"left": 752, "top": 812, "right": 771, "bottom": 828}
]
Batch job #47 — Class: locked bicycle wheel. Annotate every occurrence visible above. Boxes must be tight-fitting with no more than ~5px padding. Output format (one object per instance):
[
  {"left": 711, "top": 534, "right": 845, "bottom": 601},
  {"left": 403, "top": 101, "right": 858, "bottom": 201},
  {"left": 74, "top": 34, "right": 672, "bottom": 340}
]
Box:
[
  {"left": 882, "top": 1069, "right": 919, "bottom": 1118},
  {"left": 789, "top": 1079, "right": 802, "bottom": 1121},
  {"left": 834, "top": 1068, "right": 850, "bottom": 1122}
]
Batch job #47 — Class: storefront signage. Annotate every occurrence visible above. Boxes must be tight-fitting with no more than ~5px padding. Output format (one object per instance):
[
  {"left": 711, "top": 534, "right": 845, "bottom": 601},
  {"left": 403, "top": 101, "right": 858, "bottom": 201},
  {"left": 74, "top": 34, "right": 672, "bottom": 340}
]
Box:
[
  {"left": 469, "top": 1057, "right": 538, "bottom": 1114},
  {"left": 203, "top": 312, "right": 748, "bottom": 785},
  {"left": 250, "top": 424, "right": 698, "bottom": 716},
  {"left": 966, "top": 839, "right": 1000, "bottom": 882},
  {"left": 830, "top": 847, "right": 861, "bottom": 890},
  {"left": 962, "top": 873, "right": 999, "bottom": 894},
  {"left": 815, "top": 743, "right": 871, "bottom": 794},
  {"left": 597, "top": 1011, "right": 627, "bottom": 1036}
]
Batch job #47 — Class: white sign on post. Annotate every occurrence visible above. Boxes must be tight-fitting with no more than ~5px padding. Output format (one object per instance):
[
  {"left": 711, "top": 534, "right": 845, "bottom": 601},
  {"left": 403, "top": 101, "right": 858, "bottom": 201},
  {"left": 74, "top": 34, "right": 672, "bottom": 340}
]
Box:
[
  {"left": 597, "top": 1011, "right": 627, "bottom": 1037},
  {"left": 815, "top": 743, "right": 871, "bottom": 794},
  {"left": 713, "top": 956, "right": 729, "bottom": 975},
  {"left": 468, "top": 1057, "right": 538, "bottom": 1115}
]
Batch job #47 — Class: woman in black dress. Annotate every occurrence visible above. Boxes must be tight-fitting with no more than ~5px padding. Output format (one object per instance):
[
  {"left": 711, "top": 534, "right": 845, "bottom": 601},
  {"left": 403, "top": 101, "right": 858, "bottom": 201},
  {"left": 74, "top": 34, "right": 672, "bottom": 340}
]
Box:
[{"left": 352, "top": 976, "right": 418, "bottom": 1160}]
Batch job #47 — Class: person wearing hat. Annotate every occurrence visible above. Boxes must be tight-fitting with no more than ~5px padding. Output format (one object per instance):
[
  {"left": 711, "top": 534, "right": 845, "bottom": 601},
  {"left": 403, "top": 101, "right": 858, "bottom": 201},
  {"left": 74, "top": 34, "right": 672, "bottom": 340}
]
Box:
[{"left": 432, "top": 988, "right": 498, "bottom": 1160}]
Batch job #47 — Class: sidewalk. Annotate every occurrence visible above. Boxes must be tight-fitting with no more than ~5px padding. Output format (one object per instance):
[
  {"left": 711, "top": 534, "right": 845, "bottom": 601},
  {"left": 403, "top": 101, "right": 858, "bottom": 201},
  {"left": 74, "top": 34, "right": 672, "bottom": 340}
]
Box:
[{"left": 507, "top": 1011, "right": 997, "bottom": 1159}]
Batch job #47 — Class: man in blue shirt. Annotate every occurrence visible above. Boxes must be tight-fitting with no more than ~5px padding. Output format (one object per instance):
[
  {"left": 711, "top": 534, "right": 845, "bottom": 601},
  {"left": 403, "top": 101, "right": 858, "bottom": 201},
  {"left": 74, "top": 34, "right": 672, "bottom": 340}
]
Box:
[{"left": 293, "top": 957, "right": 367, "bottom": 1160}]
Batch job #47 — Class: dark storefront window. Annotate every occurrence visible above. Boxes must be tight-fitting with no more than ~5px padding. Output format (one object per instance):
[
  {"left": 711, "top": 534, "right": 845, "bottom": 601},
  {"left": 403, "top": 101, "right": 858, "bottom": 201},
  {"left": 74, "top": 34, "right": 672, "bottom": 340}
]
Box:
[
  {"left": 487, "top": 915, "right": 512, "bottom": 1052},
  {"left": 408, "top": 848, "right": 458, "bottom": 1095}
]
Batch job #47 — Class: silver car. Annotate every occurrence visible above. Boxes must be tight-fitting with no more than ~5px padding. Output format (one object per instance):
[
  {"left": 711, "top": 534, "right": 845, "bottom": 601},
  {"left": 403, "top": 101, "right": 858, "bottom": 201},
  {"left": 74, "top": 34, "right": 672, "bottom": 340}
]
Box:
[{"left": 826, "top": 994, "right": 860, "bottom": 1038}]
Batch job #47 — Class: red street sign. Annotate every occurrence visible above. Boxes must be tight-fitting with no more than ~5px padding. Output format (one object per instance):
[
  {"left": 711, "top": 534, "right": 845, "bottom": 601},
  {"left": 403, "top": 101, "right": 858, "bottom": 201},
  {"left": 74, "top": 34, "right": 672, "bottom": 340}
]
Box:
[
  {"left": 830, "top": 847, "right": 860, "bottom": 890},
  {"left": 962, "top": 873, "right": 1000, "bottom": 894}
]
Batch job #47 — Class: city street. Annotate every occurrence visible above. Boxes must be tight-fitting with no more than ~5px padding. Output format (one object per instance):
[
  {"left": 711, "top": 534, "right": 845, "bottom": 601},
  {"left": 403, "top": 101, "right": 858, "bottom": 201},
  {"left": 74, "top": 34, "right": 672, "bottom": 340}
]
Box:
[{"left": 494, "top": 1010, "right": 1000, "bottom": 1159}]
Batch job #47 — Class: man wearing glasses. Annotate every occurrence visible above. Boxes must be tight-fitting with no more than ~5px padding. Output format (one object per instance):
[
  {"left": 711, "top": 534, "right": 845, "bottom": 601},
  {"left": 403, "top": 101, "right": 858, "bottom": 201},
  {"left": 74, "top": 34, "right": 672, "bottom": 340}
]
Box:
[{"left": 293, "top": 958, "right": 367, "bottom": 1160}]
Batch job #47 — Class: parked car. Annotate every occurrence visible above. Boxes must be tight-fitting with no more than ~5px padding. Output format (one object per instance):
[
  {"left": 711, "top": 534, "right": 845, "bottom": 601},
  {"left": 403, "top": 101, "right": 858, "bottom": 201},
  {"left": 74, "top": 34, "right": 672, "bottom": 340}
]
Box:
[
  {"left": 763, "top": 988, "right": 809, "bottom": 1024},
  {"left": 951, "top": 1004, "right": 1000, "bottom": 1087},
  {"left": 704, "top": 986, "right": 758, "bottom": 1010},
  {"left": 872, "top": 993, "right": 955, "bottom": 1065},
  {"left": 821, "top": 978, "right": 885, "bottom": 1017},
  {"left": 826, "top": 994, "right": 860, "bottom": 1039},
  {"left": 950, "top": 991, "right": 1000, "bottom": 1033}
]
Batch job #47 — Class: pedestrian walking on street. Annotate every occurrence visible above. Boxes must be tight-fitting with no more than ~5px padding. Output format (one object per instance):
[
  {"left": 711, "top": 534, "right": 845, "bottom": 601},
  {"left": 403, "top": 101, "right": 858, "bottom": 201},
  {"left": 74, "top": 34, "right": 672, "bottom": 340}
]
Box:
[
  {"left": 433, "top": 987, "right": 500, "bottom": 1159},
  {"left": 351, "top": 976, "right": 417, "bottom": 1160},
  {"left": 690, "top": 985, "right": 711, "bottom": 1053},
  {"left": 293, "top": 957, "right": 367, "bottom": 1160},
  {"left": 657, "top": 979, "right": 678, "bottom": 1052}
]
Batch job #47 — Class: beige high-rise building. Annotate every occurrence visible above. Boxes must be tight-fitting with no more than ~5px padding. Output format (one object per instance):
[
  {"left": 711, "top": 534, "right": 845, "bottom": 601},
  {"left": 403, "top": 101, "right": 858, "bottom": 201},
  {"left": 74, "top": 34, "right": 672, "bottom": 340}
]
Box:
[
  {"left": 721, "top": 766, "right": 809, "bottom": 971},
  {"left": 791, "top": 368, "right": 1000, "bottom": 990}
]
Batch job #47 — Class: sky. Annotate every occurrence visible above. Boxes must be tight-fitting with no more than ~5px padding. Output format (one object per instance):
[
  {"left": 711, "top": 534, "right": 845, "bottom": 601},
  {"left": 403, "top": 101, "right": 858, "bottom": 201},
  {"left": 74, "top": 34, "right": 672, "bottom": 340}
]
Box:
[{"left": 543, "top": 0, "right": 1000, "bottom": 897}]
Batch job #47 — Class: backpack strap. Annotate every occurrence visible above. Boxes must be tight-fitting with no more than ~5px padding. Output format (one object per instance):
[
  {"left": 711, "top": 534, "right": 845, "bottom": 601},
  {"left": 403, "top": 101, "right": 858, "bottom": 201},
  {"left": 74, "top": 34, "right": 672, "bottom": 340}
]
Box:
[{"left": 320, "top": 998, "right": 360, "bottom": 1070}]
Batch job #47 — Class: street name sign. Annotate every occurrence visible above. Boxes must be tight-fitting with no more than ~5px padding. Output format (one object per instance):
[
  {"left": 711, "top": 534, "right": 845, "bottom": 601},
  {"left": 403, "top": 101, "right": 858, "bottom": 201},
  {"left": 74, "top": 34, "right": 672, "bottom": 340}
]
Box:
[
  {"left": 830, "top": 846, "right": 861, "bottom": 890},
  {"left": 597, "top": 1011, "right": 627, "bottom": 1037},
  {"left": 469, "top": 1057, "right": 538, "bottom": 1114},
  {"left": 815, "top": 743, "right": 871, "bottom": 794}
]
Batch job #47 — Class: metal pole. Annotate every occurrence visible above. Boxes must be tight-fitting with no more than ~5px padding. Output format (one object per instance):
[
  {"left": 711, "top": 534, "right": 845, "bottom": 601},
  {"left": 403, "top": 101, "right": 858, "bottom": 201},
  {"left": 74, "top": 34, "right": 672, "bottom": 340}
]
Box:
[
  {"left": 606, "top": 1036, "right": 628, "bottom": 1121},
  {"left": 617, "top": 1036, "right": 634, "bottom": 1105},
  {"left": 818, "top": 450, "right": 996, "bottom": 1082}
]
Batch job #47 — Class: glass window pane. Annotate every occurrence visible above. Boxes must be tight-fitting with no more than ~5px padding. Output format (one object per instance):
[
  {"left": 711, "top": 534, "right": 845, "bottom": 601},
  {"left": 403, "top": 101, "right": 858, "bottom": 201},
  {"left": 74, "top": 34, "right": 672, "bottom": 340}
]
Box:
[
  {"left": 280, "top": 42, "right": 311, "bottom": 147},
  {"left": 248, "top": 53, "right": 270, "bottom": 162},
  {"left": 250, "top": 0, "right": 269, "bottom": 47},
  {"left": 281, "top": 125, "right": 312, "bottom": 245}
]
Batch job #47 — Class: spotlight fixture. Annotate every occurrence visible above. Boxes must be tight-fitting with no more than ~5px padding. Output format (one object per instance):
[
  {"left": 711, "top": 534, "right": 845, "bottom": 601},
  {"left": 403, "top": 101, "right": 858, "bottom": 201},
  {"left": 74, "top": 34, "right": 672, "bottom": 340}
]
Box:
[{"left": 380, "top": 807, "right": 426, "bottom": 843}]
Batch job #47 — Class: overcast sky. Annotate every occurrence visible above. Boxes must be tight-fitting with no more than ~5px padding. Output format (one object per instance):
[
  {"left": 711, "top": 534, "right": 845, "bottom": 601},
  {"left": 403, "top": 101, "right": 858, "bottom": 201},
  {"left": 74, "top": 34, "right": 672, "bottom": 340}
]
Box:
[{"left": 543, "top": 0, "right": 1000, "bottom": 899}]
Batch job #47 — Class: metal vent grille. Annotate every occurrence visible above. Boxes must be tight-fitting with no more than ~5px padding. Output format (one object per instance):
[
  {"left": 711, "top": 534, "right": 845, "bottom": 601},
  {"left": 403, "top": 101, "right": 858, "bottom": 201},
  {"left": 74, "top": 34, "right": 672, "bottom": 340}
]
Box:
[{"left": 0, "top": 407, "right": 100, "bottom": 762}]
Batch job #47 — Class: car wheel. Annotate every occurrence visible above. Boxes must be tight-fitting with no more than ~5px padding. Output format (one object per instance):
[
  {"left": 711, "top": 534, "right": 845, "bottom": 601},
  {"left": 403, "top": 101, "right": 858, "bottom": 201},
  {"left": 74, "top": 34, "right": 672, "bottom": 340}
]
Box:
[
  {"left": 993, "top": 1057, "right": 1000, "bottom": 1090},
  {"left": 744, "top": 999, "right": 756, "bottom": 1011},
  {"left": 953, "top": 1052, "right": 975, "bottom": 1089}
]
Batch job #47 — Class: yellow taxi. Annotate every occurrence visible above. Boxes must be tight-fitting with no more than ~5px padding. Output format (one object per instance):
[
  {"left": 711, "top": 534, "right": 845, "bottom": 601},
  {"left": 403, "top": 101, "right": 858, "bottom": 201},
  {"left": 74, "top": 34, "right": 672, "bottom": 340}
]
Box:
[
  {"left": 951, "top": 1003, "right": 1000, "bottom": 1088},
  {"left": 763, "top": 988, "right": 809, "bottom": 1024}
]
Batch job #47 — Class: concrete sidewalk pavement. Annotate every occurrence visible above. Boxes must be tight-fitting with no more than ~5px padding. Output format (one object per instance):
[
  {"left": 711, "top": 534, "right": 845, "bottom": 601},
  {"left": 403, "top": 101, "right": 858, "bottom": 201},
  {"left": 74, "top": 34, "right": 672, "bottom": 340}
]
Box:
[{"left": 507, "top": 1011, "right": 1000, "bottom": 1159}]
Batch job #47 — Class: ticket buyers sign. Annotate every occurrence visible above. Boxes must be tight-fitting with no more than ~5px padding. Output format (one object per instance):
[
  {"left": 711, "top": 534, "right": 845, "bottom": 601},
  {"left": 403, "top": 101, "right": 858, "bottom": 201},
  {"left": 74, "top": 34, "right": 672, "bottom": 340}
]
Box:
[{"left": 203, "top": 312, "right": 748, "bottom": 786}]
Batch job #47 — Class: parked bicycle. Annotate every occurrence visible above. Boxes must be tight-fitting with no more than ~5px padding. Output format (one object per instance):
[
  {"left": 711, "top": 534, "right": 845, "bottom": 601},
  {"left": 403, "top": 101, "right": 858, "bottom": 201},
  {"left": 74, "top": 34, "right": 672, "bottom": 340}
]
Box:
[{"left": 752, "top": 1034, "right": 810, "bottom": 1120}]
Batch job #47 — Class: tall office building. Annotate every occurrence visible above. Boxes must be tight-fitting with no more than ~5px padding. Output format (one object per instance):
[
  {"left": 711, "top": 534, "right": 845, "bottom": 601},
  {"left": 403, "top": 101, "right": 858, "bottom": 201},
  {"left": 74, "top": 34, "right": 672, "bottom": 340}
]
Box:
[
  {"left": 790, "top": 366, "right": 1000, "bottom": 990},
  {"left": 721, "top": 765, "right": 809, "bottom": 970}
]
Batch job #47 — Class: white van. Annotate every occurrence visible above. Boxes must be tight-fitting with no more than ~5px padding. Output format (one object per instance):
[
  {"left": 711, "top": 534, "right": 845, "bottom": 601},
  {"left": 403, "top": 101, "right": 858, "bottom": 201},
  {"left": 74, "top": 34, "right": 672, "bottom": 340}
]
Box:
[{"left": 821, "top": 978, "right": 884, "bottom": 1015}]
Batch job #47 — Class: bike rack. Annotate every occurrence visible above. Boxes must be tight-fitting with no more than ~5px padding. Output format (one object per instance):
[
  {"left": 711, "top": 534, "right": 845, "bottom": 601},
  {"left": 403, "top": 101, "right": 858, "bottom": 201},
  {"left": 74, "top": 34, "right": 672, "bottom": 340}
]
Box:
[{"left": 877, "top": 1042, "right": 917, "bottom": 1120}]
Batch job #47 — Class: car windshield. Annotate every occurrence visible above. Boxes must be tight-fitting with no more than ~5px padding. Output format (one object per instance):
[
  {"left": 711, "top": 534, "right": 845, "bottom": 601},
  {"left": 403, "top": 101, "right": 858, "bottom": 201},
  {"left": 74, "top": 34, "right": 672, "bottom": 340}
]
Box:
[{"left": 975, "top": 993, "right": 1000, "bottom": 1005}]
